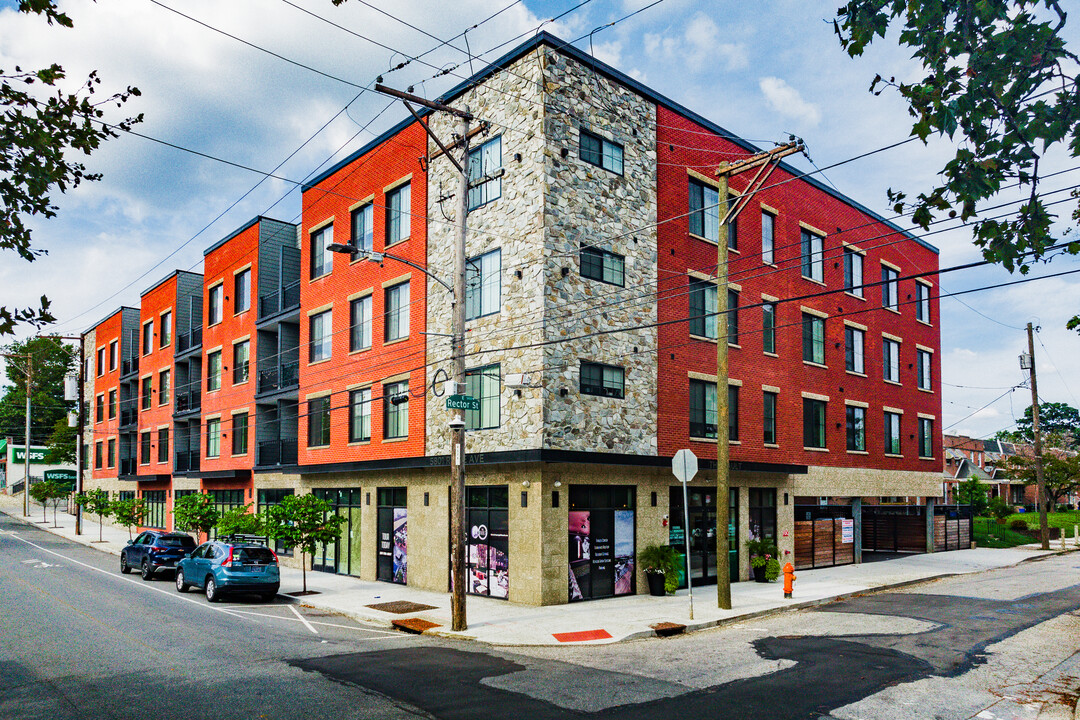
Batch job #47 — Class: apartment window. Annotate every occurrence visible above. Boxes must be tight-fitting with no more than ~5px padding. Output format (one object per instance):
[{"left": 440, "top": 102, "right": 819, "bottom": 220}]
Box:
[
  {"left": 95, "top": 441, "right": 103, "bottom": 469},
  {"left": 883, "top": 338, "right": 901, "bottom": 383},
  {"left": 207, "top": 350, "right": 222, "bottom": 392},
  {"left": 206, "top": 418, "right": 221, "bottom": 458},
  {"left": 234, "top": 268, "right": 251, "bottom": 314},
  {"left": 689, "top": 379, "right": 717, "bottom": 439},
  {"left": 688, "top": 178, "right": 720, "bottom": 243},
  {"left": 142, "top": 320, "right": 153, "bottom": 356},
  {"left": 310, "top": 224, "right": 332, "bottom": 279},
  {"left": 386, "top": 182, "right": 411, "bottom": 245},
  {"left": 208, "top": 284, "right": 223, "bottom": 326},
  {"left": 465, "top": 364, "right": 501, "bottom": 430},
  {"left": 763, "top": 391, "right": 777, "bottom": 445},
  {"left": 803, "top": 398, "right": 827, "bottom": 449},
  {"left": 233, "top": 340, "right": 250, "bottom": 384},
  {"left": 95, "top": 394, "right": 103, "bottom": 423},
  {"left": 308, "top": 396, "right": 331, "bottom": 447},
  {"left": 761, "top": 210, "right": 775, "bottom": 264},
  {"left": 843, "top": 248, "right": 863, "bottom": 297},
  {"left": 917, "top": 349, "right": 932, "bottom": 390},
  {"left": 140, "top": 376, "right": 152, "bottom": 411},
  {"left": 109, "top": 341, "right": 117, "bottom": 371},
  {"left": 580, "top": 362, "right": 625, "bottom": 399},
  {"left": 580, "top": 245, "right": 625, "bottom": 286},
  {"left": 97, "top": 348, "right": 105, "bottom": 376},
  {"left": 351, "top": 203, "right": 373, "bottom": 253},
  {"left": 108, "top": 390, "right": 117, "bottom": 420},
  {"left": 846, "top": 405, "right": 866, "bottom": 451},
  {"left": 465, "top": 248, "right": 501, "bottom": 320},
  {"left": 763, "top": 302, "right": 777, "bottom": 354},
  {"left": 845, "top": 326, "right": 865, "bottom": 374},
  {"left": 140, "top": 431, "right": 151, "bottom": 465},
  {"left": 384, "top": 380, "right": 409, "bottom": 439},
  {"left": 232, "top": 412, "right": 248, "bottom": 456},
  {"left": 688, "top": 279, "right": 717, "bottom": 340},
  {"left": 160, "top": 311, "right": 172, "bottom": 348},
  {"left": 107, "top": 438, "right": 116, "bottom": 468},
  {"left": 349, "top": 295, "right": 372, "bottom": 351},
  {"left": 916, "top": 282, "right": 931, "bottom": 323},
  {"left": 579, "top": 129, "right": 623, "bottom": 174},
  {"left": 881, "top": 266, "right": 899, "bottom": 310},
  {"left": 800, "top": 229, "right": 823, "bottom": 282},
  {"left": 157, "top": 427, "right": 169, "bottom": 464},
  {"left": 802, "top": 313, "right": 825, "bottom": 365},
  {"left": 884, "top": 411, "right": 902, "bottom": 455},
  {"left": 158, "top": 369, "right": 170, "bottom": 405},
  {"left": 349, "top": 387, "right": 371, "bottom": 442},
  {"left": 727, "top": 290, "right": 739, "bottom": 344},
  {"left": 384, "top": 282, "right": 409, "bottom": 342},
  {"left": 919, "top": 417, "right": 934, "bottom": 458},
  {"left": 309, "top": 310, "right": 332, "bottom": 362},
  {"left": 468, "top": 136, "right": 502, "bottom": 209},
  {"left": 728, "top": 385, "right": 739, "bottom": 441}
]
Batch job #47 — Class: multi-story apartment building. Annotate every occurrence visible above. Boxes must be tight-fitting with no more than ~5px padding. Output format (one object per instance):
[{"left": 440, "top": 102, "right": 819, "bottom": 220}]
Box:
[
  {"left": 88, "top": 307, "right": 139, "bottom": 500},
  {"left": 83, "top": 33, "right": 942, "bottom": 606}
]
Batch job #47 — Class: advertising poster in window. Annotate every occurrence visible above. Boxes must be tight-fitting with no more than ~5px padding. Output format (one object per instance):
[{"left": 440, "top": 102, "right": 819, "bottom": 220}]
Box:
[
  {"left": 568, "top": 510, "right": 590, "bottom": 602},
  {"left": 468, "top": 508, "right": 509, "bottom": 598},
  {"left": 392, "top": 507, "right": 407, "bottom": 584},
  {"left": 613, "top": 509, "right": 635, "bottom": 595}
]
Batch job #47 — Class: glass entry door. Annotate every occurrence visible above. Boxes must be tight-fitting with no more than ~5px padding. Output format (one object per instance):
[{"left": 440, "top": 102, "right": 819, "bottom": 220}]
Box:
[
  {"left": 377, "top": 487, "right": 407, "bottom": 584},
  {"left": 312, "top": 488, "right": 362, "bottom": 576},
  {"left": 669, "top": 486, "right": 738, "bottom": 585}
]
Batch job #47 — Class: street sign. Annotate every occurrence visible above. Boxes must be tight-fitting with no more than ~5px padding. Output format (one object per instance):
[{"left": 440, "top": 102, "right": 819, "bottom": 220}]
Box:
[
  {"left": 672, "top": 448, "right": 698, "bottom": 484},
  {"left": 445, "top": 394, "right": 480, "bottom": 411}
]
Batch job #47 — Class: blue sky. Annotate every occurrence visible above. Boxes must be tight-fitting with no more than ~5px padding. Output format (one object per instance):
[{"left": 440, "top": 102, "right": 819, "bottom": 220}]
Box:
[{"left": 2, "top": 0, "right": 1079, "bottom": 442}]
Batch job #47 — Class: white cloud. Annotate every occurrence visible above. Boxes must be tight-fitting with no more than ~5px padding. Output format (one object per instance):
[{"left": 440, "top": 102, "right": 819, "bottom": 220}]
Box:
[
  {"left": 759, "top": 76, "right": 822, "bottom": 126},
  {"left": 643, "top": 13, "right": 746, "bottom": 74}
]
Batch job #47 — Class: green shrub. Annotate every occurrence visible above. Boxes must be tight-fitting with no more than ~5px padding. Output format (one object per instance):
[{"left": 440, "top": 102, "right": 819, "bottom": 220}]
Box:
[
  {"left": 764, "top": 557, "right": 781, "bottom": 582},
  {"left": 1009, "top": 519, "right": 1030, "bottom": 532}
]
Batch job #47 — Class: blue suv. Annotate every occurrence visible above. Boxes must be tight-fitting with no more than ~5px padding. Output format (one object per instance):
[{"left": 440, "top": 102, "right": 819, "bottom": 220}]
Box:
[
  {"left": 175, "top": 541, "right": 280, "bottom": 602},
  {"left": 120, "top": 531, "right": 196, "bottom": 580}
]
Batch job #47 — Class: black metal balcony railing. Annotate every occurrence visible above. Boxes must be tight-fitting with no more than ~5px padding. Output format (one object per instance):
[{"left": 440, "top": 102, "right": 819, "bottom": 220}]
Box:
[
  {"left": 120, "top": 356, "right": 139, "bottom": 376},
  {"left": 175, "top": 389, "right": 201, "bottom": 414},
  {"left": 174, "top": 450, "right": 201, "bottom": 473},
  {"left": 176, "top": 327, "right": 203, "bottom": 354},
  {"left": 119, "top": 408, "right": 138, "bottom": 427},
  {"left": 119, "top": 457, "right": 137, "bottom": 476},
  {"left": 256, "top": 439, "right": 298, "bottom": 467},
  {"left": 257, "top": 360, "right": 300, "bottom": 394},
  {"left": 258, "top": 280, "right": 301, "bottom": 319}
]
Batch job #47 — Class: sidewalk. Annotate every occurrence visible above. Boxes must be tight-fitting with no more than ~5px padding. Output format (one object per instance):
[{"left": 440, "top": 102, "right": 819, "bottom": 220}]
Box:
[{"left": 2, "top": 494, "right": 1071, "bottom": 646}]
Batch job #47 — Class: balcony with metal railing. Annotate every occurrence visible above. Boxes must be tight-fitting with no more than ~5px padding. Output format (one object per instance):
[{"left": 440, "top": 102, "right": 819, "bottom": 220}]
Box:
[
  {"left": 176, "top": 327, "right": 203, "bottom": 355},
  {"left": 119, "top": 406, "right": 138, "bottom": 428},
  {"left": 119, "top": 457, "right": 137, "bottom": 477},
  {"left": 120, "top": 356, "right": 139, "bottom": 378},
  {"left": 258, "top": 280, "right": 301, "bottom": 321},
  {"left": 256, "top": 360, "right": 300, "bottom": 396},
  {"left": 174, "top": 450, "right": 201, "bottom": 473},
  {"left": 174, "top": 389, "right": 201, "bottom": 415},
  {"left": 256, "top": 439, "right": 298, "bottom": 467}
]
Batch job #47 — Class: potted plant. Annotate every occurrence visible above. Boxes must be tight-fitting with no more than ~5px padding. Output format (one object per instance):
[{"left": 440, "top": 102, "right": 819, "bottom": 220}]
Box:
[
  {"left": 745, "top": 536, "right": 778, "bottom": 583},
  {"left": 638, "top": 543, "right": 678, "bottom": 596}
]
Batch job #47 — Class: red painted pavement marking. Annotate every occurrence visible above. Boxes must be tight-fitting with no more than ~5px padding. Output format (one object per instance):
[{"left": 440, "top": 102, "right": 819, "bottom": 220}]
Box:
[{"left": 552, "top": 629, "right": 612, "bottom": 642}]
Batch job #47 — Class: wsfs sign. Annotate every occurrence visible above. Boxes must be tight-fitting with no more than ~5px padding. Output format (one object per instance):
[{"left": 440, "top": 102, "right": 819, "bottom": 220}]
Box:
[{"left": 12, "top": 448, "right": 47, "bottom": 463}]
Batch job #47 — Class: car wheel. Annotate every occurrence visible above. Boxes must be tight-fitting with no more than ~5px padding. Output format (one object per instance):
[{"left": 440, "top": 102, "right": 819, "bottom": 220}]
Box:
[
  {"left": 175, "top": 569, "right": 190, "bottom": 593},
  {"left": 141, "top": 559, "right": 153, "bottom": 581},
  {"left": 120, "top": 553, "right": 131, "bottom": 574},
  {"left": 205, "top": 576, "right": 220, "bottom": 603}
]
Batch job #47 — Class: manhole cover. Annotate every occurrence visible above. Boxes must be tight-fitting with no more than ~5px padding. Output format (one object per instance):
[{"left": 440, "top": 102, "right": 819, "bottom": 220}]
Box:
[{"left": 367, "top": 600, "right": 439, "bottom": 614}]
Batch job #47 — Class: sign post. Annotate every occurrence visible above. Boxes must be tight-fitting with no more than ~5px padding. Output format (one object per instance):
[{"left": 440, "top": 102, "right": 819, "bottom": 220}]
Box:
[{"left": 672, "top": 448, "right": 698, "bottom": 620}]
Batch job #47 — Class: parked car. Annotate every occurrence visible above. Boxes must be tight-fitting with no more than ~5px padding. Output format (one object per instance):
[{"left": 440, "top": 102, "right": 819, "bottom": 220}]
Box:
[
  {"left": 175, "top": 540, "right": 280, "bottom": 602},
  {"left": 120, "top": 531, "right": 197, "bottom": 580}
]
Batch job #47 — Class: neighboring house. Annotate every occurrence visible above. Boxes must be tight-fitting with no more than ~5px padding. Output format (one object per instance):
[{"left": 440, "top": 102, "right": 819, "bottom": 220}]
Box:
[{"left": 82, "top": 33, "right": 942, "bottom": 605}]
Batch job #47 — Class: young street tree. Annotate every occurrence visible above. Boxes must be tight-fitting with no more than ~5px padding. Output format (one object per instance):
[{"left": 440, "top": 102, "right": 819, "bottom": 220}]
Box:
[
  {"left": 216, "top": 503, "right": 265, "bottom": 540},
  {"left": 75, "top": 488, "right": 112, "bottom": 542},
  {"left": 265, "top": 493, "right": 345, "bottom": 594},
  {"left": 1, "top": 1, "right": 141, "bottom": 335},
  {"left": 172, "top": 493, "right": 219, "bottom": 543},
  {"left": 957, "top": 476, "right": 990, "bottom": 516},
  {"left": 834, "top": 2, "right": 1080, "bottom": 286},
  {"left": 28, "top": 479, "right": 52, "bottom": 523},
  {"left": 110, "top": 497, "right": 145, "bottom": 541}
]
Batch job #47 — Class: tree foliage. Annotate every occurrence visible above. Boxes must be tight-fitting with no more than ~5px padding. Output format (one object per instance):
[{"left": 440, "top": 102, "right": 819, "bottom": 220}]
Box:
[
  {"left": 110, "top": 497, "right": 144, "bottom": 541},
  {"left": 172, "top": 493, "right": 219, "bottom": 542},
  {"left": 75, "top": 487, "right": 111, "bottom": 542},
  {"left": 996, "top": 403, "right": 1080, "bottom": 447},
  {"left": 0, "top": 335, "right": 75, "bottom": 442},
  {"left": 1, "top": 1, "right": 141, "bottom": 335},
  {"left": 1002, "top": 449, "right": 1080, "bottom": 506},
  {"left": 265, "top": 493, "right": 345, "bottom": 593},
  {"left": 834, "top": 1, "right": 1080, "bottom": 281},
  {"left": 957, "top": 476, "right": 990, "bottom": 516},
  {"left": 44, "top": 415, "right": 76, "bottom": 464},
  {"left": 215, "top": 503, "right": 265, "bottom": 540}
]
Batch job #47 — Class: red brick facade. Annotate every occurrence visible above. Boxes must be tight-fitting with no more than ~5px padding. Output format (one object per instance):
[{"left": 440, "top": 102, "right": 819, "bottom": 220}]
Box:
[
  {"left": 90, "top": 309, "right": 126, "bottom": 480},
  {"left": 137, "top": 274, "right": 178, "bottom": 480}
]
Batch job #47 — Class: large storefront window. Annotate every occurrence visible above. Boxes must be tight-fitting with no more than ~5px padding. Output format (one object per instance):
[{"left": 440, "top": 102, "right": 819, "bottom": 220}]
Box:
[
  {"left": 568, "top": 485, "right": 635, "bottom": 602},
  {"left": 207, "top": 489, "right": 245, "bottom": 540},
  {"left": 668, "top": 487, "right": 739, "bottom": 586},
  {"left": 257, "top": 489, "right": 294, "bottom": 556},
  {"left": 466, "top": 486, "right": 509, "bottom": 598},
  {"left": 143, "top": 490, "right": 166, "bottom": 529},
  {"left": 312, "top": 489, "right": 363, "bottom": 575},
  {"left": 748, "top": 488, "right": 777, "bottom": 543},
  {"left": 377, "top": 487, "right": 407, "bottom": 584}
]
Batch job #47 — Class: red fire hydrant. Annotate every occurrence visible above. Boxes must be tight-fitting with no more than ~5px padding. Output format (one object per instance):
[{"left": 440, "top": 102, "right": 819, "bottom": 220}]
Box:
[{"left": 783, "top": 562, "right": 796, "bottom": 599}]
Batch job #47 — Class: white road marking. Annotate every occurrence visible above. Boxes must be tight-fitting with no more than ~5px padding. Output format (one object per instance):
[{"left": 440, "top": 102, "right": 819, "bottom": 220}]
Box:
[
  {"left": 290, "top": 602, "right": 319, "bottom": 635},
  {"left": 225, "top": 609, "right": 401, "bottom": 636}
]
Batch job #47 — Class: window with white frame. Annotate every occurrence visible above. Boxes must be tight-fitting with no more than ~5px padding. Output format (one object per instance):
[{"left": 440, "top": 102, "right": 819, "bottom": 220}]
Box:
[
  {"left": 881, "top": 265, "right": 899, "bottom": 310},
  {"left": 761, "top": 210, "right": 775, "bottom": 264},
  {"left": 917, "top": 348, "right": 932, "bottom": 390},
  {"left": 845, "top": 326, "right": 865, "bottom": 373},
  {"left": 384, "top": 282, "right": 409, "bottom": 342},
  {"left": 801, "top": 229, "right": 824, "bottom": 282},
  {"left": 465, "top": 249, "right": 501, "bottom": 320},
  {"left": 309, "top": 310, "right": 332, "bottom": 362},
  {"left": 351, "top": 203, "right": 373, "bottom": 253},
  {"left": 310, "top": 225, "right": 333, "bottom": 279},
  {"left": 465, "top": 364, "right": 500, "bottom": 430},
  {"left": 349, "top": 387, "right": 371, "bottom": 442},
  {"left": 386, "top": 183, "right": 411, "bottom": 245},
  {"left": 349, "top": 295, "right": 372, "bottom": 351},
  {"left": 883, "top": 338, "right": 901, "bottom": 382},
  {"left": 884, "top": 411, "right": 902, "bottom": 455},
  {"left": 468, "top": 136, "right": 502, "bottom": 209},
  {"left": 843, "top": 247, "right": 863, "bottom": 297},
  {"left": 579, "top": 129, "right": 623, "bottom": 174}
]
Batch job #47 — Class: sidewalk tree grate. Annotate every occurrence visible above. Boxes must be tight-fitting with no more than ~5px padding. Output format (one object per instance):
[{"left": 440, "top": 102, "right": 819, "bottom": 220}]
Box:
[
  {"left": 552, "top": 629, "right": 612, "bottom": 642},
  {"left": 367, "top": 600, "right": 438, "bottom": 614},
  {"left": 391, "top": 618, "right": 440, "bottom": 634}
]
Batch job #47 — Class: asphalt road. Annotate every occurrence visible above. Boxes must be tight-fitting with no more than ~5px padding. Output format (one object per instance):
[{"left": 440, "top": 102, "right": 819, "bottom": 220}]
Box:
[{"left": 3, "top": 512, "right": 1078, "bottom": 719}]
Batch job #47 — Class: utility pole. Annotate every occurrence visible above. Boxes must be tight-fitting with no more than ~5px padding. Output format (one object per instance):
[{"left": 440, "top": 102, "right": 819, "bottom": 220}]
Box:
[
  {"left": 373, "top": 84, "right": 473, "bottom": 631},
  {"left": 46, "top": 334, "right": 85, "bottom": 534},
  {"left": 1023, "top": 323, "right": 1050, "bottom": 550},
  {"left": 714, "top": 141, "right": 804, "bottom": 609}
]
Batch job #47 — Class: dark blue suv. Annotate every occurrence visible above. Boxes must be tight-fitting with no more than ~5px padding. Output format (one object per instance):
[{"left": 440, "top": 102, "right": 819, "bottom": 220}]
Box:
[
  {"left": 175, "top": 541, "right": 280, "bottom": 602},
  {"left": 120, "top": 530, "right": 197, "bottom": 580}
]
